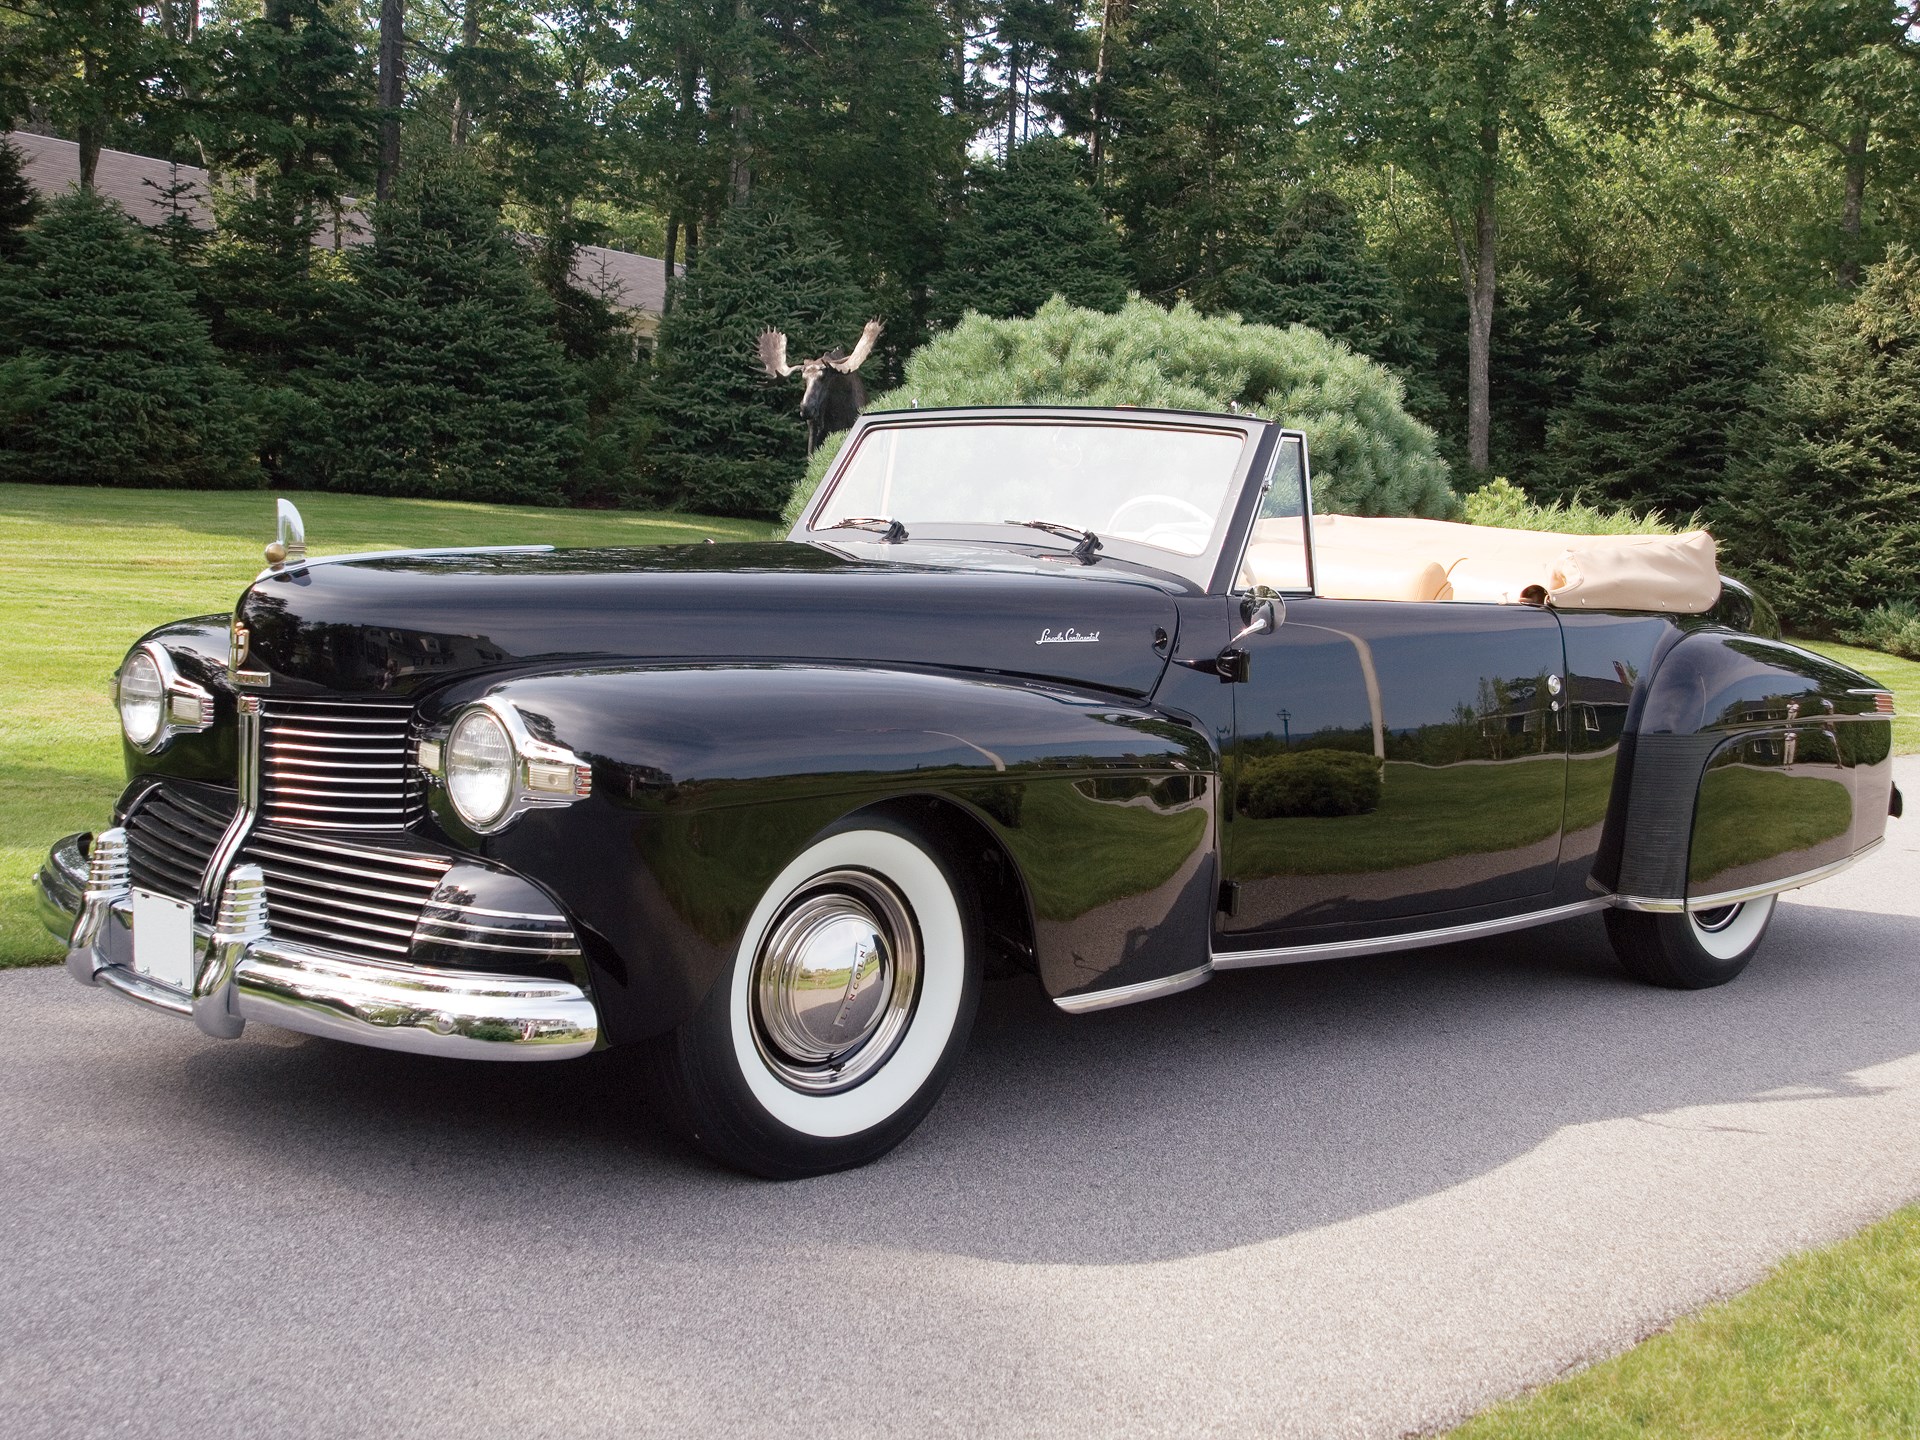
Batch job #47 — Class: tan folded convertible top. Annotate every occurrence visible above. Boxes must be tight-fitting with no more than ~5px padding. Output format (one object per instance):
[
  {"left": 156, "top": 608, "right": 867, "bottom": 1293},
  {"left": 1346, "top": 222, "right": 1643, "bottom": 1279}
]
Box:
[{"left": 1239, "top": 514, "right": 1722, "bottom": 613}]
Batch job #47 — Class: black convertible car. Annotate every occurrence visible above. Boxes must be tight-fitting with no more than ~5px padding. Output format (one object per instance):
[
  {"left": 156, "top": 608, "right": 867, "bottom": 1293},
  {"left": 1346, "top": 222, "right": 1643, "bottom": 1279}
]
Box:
[{"left": 41, "top": 407, "right": 1901, "bottom": 1176}]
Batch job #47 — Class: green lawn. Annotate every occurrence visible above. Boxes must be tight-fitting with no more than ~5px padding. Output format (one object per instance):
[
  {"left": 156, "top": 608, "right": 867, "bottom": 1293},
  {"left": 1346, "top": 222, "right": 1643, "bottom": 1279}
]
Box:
[
  {"left": 1451, "top": 1205, "right": 1920, "bottom": 1438},
  {"left": 0, "top": 483, "right": 771, "bottom": 966}
]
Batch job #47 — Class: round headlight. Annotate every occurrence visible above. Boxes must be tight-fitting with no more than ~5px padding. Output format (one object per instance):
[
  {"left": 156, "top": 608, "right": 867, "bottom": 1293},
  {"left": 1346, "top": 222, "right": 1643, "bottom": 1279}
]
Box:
[
  {"left": 446, "top": 708, "right": 516, "bottom": 829},
  {"left": 119, "top": 650, "right": 166, "bottom": 748}
]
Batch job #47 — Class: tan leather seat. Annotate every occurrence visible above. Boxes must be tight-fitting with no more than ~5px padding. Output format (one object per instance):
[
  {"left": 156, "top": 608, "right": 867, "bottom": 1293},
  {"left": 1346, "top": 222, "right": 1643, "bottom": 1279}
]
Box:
[{"left": 1239, "top": 514, "right": 1721, "bottom": 612}]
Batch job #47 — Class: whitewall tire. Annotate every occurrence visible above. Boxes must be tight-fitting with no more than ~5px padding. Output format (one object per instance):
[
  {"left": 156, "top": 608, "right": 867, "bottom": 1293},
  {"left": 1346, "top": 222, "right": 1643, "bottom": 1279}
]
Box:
[
  {"left": 1605, "top": 892, "right": 1779, "bottom": 989},
  {"left": 647, "top": 817, "right": 981, "bottom": 1178}
]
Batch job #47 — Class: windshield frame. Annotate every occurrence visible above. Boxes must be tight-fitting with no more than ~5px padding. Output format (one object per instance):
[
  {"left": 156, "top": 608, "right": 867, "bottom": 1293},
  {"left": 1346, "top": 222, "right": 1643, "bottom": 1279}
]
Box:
[{"left": 789, "top": 406, "right": 1286, "bottom": 592}]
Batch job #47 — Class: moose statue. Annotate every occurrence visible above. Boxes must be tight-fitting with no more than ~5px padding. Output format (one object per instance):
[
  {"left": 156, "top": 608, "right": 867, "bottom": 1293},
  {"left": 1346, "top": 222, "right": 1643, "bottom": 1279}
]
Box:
[{"left": 757, "top": 319, "right": 884, "bottom": 453}]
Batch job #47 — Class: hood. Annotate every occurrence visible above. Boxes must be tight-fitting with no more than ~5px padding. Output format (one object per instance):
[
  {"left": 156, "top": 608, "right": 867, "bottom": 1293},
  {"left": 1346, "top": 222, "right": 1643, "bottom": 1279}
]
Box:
[{"left": 236, "top": 542, "right": 1181, "bottom": 699}]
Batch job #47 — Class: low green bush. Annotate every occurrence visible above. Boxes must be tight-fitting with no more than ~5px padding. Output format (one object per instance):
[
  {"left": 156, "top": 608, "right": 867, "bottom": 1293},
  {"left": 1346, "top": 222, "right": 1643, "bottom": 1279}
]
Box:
[
  {"left": 784, "top": 296, "right": 1456, "bottom": 527},
  {"left": 1842, "top": 601, "right": 1920, "bottom": 660},
  {"left": 1238, "top": 749, "right": 1383, "bottom": 820},
  {"left": 1463, "top": 476, "right": 1688, "bottom": 535}
]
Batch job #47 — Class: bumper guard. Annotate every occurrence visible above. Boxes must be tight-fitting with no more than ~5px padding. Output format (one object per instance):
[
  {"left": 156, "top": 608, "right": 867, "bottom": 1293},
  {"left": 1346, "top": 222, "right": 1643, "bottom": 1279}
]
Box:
[{"left": 43, "top": 828, "right": 599, "bottom": 1061}]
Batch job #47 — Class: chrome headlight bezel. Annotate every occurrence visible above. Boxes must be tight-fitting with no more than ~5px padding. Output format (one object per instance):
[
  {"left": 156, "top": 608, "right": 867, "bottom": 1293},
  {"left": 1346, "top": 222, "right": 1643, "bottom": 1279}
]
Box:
[
  {"left": 423, "top": 697, "right": 593, "bottom": 836},
  {"left": 116, "top": 641, "right": 216, "bottom": 754}
]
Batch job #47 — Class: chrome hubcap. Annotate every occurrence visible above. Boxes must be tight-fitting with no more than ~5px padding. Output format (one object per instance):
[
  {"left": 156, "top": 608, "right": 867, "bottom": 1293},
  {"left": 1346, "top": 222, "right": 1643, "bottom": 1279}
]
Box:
[
  {"left": 1691, "top": 903, "right": 1742, "bottom": 934},
  {"left": 750, "top": 869, "right": 920, "bottom": 1094}
]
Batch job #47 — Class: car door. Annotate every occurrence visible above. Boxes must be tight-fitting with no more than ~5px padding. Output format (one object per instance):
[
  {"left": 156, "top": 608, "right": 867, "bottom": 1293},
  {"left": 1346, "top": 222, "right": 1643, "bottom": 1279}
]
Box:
[{"left": 1213, "top": 447, "right": 1570, "bottom": 950}]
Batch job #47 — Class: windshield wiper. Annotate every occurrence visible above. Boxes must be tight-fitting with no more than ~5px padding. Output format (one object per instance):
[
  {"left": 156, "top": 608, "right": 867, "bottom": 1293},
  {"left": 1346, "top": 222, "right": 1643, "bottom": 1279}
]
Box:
[
  {"left": 1006, "top": 519, "right": 1103, "bottom": 563},
  {"left": 822, "top": 516, "right": 907, "bottom": 542}
]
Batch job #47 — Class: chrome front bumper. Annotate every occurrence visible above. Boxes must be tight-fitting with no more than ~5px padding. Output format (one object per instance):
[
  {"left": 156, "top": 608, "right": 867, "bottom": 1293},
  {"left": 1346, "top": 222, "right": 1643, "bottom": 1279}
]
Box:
[{"left": 42, "top": 829, "right": 599, "bottom": 1061}]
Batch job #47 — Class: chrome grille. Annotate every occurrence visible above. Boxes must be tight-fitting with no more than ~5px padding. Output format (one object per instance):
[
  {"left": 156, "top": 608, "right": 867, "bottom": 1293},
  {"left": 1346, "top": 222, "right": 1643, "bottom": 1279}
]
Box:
[
  {"left": 240, "top": 828, "right": 452, "bottom": 962},
  {"left": 124, "top": 785, "right": 237, "bottom": 902},
  {"left": 259, "top": 698, "right": 420, "bottom": 831}
]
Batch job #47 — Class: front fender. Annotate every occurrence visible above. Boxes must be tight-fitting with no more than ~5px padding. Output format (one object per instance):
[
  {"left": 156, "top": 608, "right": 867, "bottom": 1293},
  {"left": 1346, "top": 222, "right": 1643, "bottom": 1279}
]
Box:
[{"left": 421, "top": 665, "right": 1217, "bottom": 1042}]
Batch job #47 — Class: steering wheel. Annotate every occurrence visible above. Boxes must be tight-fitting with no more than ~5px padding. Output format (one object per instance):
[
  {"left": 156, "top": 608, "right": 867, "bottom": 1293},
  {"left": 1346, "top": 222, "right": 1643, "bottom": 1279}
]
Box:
[{"left": 1105, "top": 493, "right": 1215, "bottom": 533}]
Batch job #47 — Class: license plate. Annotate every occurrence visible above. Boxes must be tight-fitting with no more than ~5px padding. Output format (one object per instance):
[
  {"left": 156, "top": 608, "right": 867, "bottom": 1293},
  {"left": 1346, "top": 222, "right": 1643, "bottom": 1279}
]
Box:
[{"left": 131, "top": 889, "right": 198, "bottom": 993}]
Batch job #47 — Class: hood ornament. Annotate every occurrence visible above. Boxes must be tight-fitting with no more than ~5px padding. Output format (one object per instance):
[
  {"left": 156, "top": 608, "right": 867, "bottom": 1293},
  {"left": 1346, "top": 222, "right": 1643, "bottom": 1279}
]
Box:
[{"left": 263, "top": 498, "right": 307, "bottom": 570}]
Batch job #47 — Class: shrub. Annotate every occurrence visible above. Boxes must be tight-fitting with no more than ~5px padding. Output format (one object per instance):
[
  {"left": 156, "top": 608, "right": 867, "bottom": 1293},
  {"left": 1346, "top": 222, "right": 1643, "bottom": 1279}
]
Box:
[
  {"left": 783, "top": 296, "right": 1455, "bottom": 526},
  {"left": 1842, "top": 601, "right": 1920, "bottom": 660},
  {"left": 642, "top": 196, "right": 871, "bottom": 519},
  {"left": 1715, "top": 247, "right": 1920, "bottom": 632},
  {"left": 931, "top": 139, "right": 1130, "bottom": 325},
  {"left": 1463, "top": 476, "right": 1687, "bottom": 535},
  {"left": 1237, "top": 750, "right": 1383, "bottom": 820},
  {"left": 0, "top": 190, "right": 260, "bottom": 489}
]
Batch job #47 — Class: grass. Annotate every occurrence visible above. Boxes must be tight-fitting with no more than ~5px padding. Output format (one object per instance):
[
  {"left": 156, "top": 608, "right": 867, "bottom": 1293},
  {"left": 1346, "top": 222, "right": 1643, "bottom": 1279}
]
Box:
[
  {"left": 1450, "top": 1205, "right": 1920, "bottom": 1438},
  {"left": 1799, "top": 638, "right": 1920, "bottom": 756},
  {"left": 0, "top": 482, "right": 772, "bottom": 967}
]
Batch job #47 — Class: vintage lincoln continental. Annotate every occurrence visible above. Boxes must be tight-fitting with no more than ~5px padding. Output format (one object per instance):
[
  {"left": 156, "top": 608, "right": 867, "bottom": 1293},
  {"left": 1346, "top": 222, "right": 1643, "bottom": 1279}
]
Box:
[{"left": 41, "top": 406, "right": 1902, "bottom": 1176}]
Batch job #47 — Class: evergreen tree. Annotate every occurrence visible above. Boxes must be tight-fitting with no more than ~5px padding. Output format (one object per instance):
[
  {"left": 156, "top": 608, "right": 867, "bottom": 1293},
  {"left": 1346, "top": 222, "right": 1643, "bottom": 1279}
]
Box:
[
  {"left": 642, "top": 196, "right": 869, "bottom": 518},
  {"left": 1715, "top": 247, "right": 1920, "bottom": 631},
  {"left": 0, "top": 138, "right": 42, "bottom": 261},
  {"left": 0, "top": 190, "right": 259, "bottom": 488},
  {"left": 283, "top": 161, "right": 584, "bottom": 502},
  {"left": 1535, "top": 267, "right": 1768, "bottom": 517},
  {"left": 1224, "top": 193, "right": 1404, "bottom": 358},
  {"left": 932, "top": 138, "right": 1129, "bottom": 325},
  {"left": 194, "top": 0, "right": 378, "bottom": 374}
]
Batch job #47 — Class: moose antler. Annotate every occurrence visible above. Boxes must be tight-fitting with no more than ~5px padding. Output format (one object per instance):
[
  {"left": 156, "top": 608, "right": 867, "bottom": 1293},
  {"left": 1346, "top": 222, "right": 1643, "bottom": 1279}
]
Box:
[
  {"left": 756, "top": 327, "right": 796, "bottom": 378},
  {"left": 830, "top": 319, "right": 884, "bottom": 374}
]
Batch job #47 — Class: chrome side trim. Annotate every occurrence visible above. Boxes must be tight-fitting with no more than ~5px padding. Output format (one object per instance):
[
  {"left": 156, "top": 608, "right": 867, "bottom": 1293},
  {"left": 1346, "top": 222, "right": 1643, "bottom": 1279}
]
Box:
[
  {"left": 1053, "top": 961, "right": 1213, "bottom": 1014},
  {"left": 1613, "top": 838, "right": 1885, "bottom": 914},
  {"left": 1210, "top": 899, "right": 1611, "bottom": 971}
]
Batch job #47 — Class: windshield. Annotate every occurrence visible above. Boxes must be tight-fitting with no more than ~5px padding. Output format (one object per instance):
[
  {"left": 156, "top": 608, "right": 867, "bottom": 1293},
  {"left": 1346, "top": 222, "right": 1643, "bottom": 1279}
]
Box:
[{"left": 808, "top": 420, "right": 1248, "bottom": 559}]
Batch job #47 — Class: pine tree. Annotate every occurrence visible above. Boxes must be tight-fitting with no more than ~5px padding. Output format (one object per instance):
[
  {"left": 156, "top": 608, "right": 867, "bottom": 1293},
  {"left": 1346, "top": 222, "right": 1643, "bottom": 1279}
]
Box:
[
  {"left": 0, "top": 138, "right": 42, "bottom": 261},
  {"left": 931, "top": 139, "right": 1130, "bottom": 325},
  {"left": 1224, "top": 193, "right": 1404, "bottom": 359},
  {"left": 642, "top": 196, "right": 869, "bottom": 518},
  {"left": 283, "top": 161, "right": 585, "bottom": 503},
  {"left": 1715, "top": 247, "right": 1920, "bottom": 631},
  {"left": 1535, "top": 267, "right": 1769, "bottom": 517},
  {"left": 0, "top": 190, "right": 259, "bottom": 488}
]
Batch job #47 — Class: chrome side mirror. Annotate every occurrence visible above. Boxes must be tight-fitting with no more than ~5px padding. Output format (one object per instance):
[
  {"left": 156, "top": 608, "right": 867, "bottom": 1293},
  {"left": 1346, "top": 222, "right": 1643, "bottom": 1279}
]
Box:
[{"left": 1229, "top": 593, "right": 1283, "bottom": 646}]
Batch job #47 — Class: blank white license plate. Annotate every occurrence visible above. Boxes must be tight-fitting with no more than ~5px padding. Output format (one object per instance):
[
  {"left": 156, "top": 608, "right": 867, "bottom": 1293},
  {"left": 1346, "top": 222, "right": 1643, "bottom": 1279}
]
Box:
[{"left": 131, "top": 889, "right": 198, "bottom": 993}]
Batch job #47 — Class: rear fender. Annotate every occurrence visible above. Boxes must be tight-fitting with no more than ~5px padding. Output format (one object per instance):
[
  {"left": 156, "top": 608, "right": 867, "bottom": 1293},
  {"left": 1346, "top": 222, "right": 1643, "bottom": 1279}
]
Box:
[{"left": 1607, "top": 630, "right": 1894, "bottom": 909}]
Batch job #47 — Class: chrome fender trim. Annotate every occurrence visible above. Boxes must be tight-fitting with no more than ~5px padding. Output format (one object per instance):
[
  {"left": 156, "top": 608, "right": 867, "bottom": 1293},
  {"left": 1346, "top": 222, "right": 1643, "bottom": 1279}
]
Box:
[
  {"left": 1611, "top": 838, "right": 1883, "bottom": 915},
  {"left": 1053, "top": 961, "right": 1212, "bottom": 1015}
]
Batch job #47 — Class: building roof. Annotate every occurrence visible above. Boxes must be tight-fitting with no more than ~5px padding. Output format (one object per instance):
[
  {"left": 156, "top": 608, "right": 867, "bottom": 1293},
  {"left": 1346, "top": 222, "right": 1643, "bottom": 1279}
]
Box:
[{"left": 7, "top": 130, "right": 674, "bottom": 317}]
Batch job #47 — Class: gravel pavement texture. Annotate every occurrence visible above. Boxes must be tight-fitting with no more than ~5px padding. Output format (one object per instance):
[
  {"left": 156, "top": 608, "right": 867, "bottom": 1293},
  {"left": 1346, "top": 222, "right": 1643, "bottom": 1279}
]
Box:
[{"left": 3, "top": 756, "right": 1916, "bottom": 1439}]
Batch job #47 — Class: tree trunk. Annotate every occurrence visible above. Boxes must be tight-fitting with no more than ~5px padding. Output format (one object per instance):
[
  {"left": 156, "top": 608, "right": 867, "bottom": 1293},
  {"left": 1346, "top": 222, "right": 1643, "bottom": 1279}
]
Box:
[
  {"left": 1838, "top": 116, "right": 1868, "bottom": 288},
  {"left": 450, "top": 0, "right": 480, "bottom": 146},
  {"left": 685, "top": 217, "right": 698, "bottom": 273},
  {"left": 729, "top": 0, "right": 753, "bottom": 202},
  {"left": 1005, "top": 38, "right": 1020, "bottom": 158},
  {"left": 1091, "top": 0, "right": 1117, "bottom": 177},
  {"left": 1463, "top": 199, "right": 1496, "bottom": 475},
  {"left": 77, "top": 51, "right": 101, "bottom": 190},
  {"left": 376, "top": 0, "right": 406, "bottom": 201},
  {"left": 662, "top": 215, "right": 679, "bottom": 315}
]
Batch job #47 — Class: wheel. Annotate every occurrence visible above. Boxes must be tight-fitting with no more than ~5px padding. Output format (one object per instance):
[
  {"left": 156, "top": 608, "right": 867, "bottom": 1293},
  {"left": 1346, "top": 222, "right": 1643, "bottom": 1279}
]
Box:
[
  {"left": 1604, "top": 893, "right": 1779, "bottom": 990},
  {"left": 646, "top": 818, "right": 982, "bottom": 1178}
]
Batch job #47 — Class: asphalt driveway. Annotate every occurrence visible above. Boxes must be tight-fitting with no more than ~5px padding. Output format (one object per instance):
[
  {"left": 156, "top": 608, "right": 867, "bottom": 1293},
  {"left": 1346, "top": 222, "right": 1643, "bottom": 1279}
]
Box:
[{"left": 3, "top": 757, "right": 1916, "bottom": 1439}]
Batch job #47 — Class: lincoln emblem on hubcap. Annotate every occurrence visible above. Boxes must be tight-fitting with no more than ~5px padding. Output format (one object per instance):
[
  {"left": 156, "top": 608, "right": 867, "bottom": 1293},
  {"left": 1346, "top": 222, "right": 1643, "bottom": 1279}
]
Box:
[{"left": 750, "top": 869, "right": 920, "bottom": 1094}]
